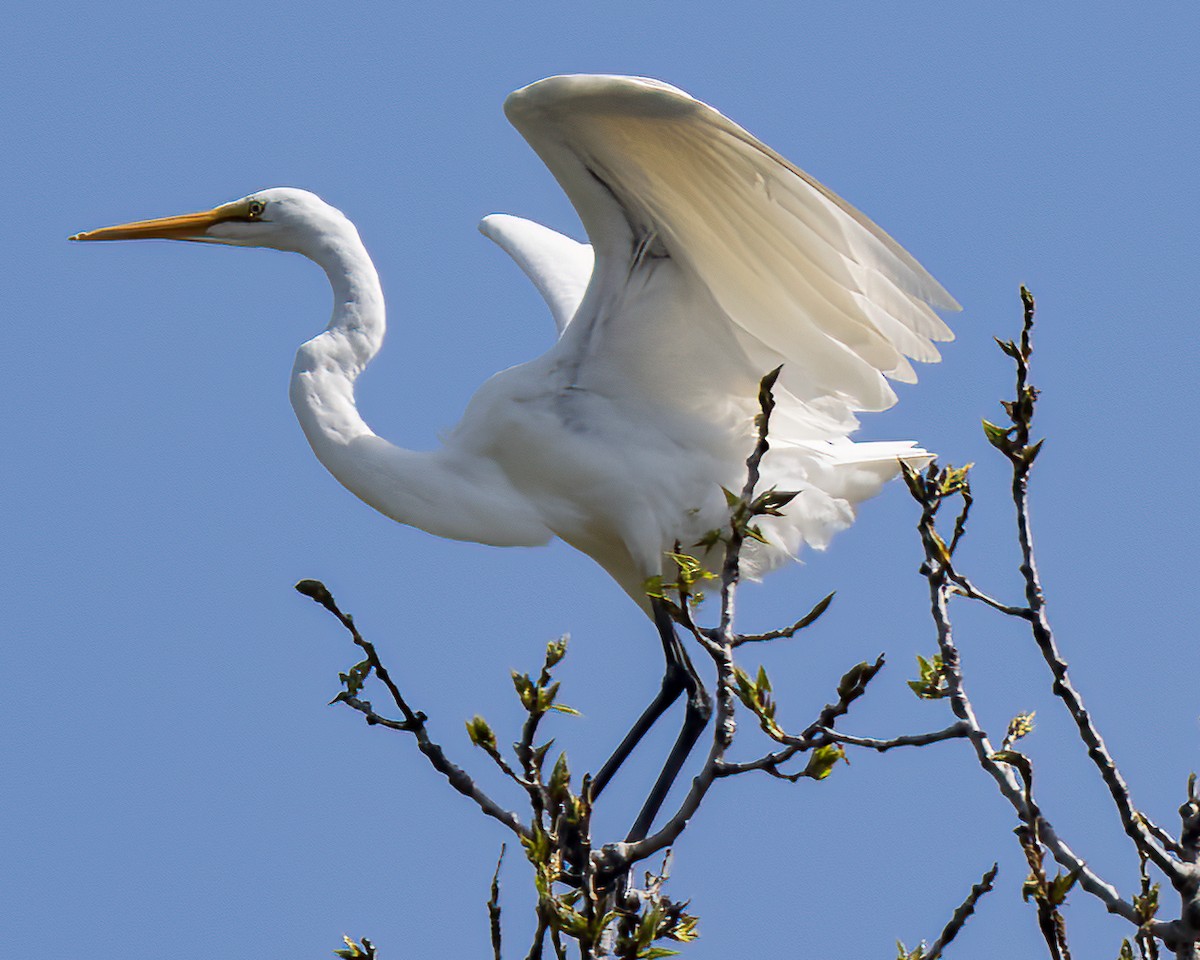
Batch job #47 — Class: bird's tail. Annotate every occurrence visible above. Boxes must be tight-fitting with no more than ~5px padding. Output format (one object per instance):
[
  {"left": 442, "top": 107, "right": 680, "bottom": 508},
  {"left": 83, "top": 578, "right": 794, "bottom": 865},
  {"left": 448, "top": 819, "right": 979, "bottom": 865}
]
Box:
[{"left": 739, "top": 438, "right": 929, "bottom": 579}]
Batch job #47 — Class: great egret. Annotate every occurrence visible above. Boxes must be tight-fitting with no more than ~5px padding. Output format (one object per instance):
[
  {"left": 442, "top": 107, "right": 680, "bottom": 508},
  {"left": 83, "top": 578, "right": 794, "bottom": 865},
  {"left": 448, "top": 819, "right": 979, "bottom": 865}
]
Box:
[{"left": 72, "top": 75, "right": 958, "bottom": 841}]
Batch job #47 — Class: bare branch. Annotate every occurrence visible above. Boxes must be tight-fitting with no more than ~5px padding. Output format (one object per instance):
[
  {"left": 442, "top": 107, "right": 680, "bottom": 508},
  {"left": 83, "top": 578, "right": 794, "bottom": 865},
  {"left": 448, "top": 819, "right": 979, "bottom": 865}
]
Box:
[
  {"left": 488, "top": 845, "right": 505, "bottom": 960},
  {"left": 733, "top": 591, "right": 835, "bottom": 646},
  {"left": 900, "top": 465, "right": 1145, "bottom": 928},
  {"left": 525, "top": 911, "right": 548, "bottom": 960},
  {"left": 947, "top": 573, "right": 1030, "bottom": 618},
  {"left": 296, "top": 579, "right": 532, "bottom": 841},
  {"left": 926, "top": 552, "right": 1141, "bottom": 925},
  {"left": 711, "top": 655, "right": 882, "bottom": 778},
  {"left": 995, "top": 291, "right": 1181, "bottom": 884},
  {"left": 813, "top": 722, "right": 970, "bottom": 753},
  {"left": 924, "top": 863, "right": 999, "bottom": 960},
  {"left": 1140, "top": 813, "right": 1186, "bottom": 861},
  {"left": 717, "top": 365, "right": 781, "bottom": 640}
]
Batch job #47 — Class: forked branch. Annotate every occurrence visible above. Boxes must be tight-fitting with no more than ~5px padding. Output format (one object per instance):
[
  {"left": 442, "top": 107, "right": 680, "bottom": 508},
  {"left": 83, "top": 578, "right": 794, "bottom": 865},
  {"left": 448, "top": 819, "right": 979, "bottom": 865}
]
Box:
[{"left": 905, "top": 288, "right": 1195, "bottom": 954}]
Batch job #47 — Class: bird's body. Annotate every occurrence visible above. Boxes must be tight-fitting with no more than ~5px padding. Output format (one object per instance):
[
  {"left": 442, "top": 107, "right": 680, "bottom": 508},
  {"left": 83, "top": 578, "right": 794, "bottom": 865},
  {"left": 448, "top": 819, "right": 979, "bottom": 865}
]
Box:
[
  {"left": 74, "top": 76, "right": 959, "bottom": 604},
  {"left": 145, "top": 75, "right": 953, "bottom": 610},
  {"left": 274, "top": 173, "right": 940, "bottom": 606},
  {"left": 73, "top": 76, "right": 958, "bottom": 836}
]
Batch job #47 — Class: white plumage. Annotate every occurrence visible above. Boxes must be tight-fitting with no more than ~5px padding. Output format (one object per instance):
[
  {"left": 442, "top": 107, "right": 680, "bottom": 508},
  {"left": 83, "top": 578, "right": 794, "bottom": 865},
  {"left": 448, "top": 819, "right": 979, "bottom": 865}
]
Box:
[{"left": 72, "top": 74, "right": 958, "bottom": 610}]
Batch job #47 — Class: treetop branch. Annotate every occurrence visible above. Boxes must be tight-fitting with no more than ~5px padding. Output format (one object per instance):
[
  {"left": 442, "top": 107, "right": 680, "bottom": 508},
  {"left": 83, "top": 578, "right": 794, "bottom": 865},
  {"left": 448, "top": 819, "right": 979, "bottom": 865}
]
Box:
[{"left": 295, "top": 579, "right": 532, "bottom": 842}]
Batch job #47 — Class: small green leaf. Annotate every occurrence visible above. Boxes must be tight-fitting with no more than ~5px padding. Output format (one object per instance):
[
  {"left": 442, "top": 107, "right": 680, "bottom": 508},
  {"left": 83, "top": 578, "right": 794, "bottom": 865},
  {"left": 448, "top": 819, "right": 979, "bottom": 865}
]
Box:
[
  {"left": 667, "top": 913, "right": 699, "bottom": 943},
  {"left": 466, "top": 714, "right": 496, "bottom": 750},
  {"left": 338, "top": 659, "right": 372, "bottom": 697},
  {"left": 530, "top": 739, "right": 555, "bottom": 771},
  {"left": 928, "top": 530, "right": 952, "bottom": 565},
  {"left": 733, "top": 667, "right": 755, "bottom": 707},
  {"left": 938, "top": 462, "right": 973, "bottom": 496},
  {"left": 794, "top": 592, "right": 835, "bottom": 632},
  {"left": 836, "top": 658, "right": 881, "bottom": 700},
  {"left": 733, "top": 666, "right": 783, "bottom": 739},
  {"left": 982, "top": 418, "right": 1012, "bottom": 450},
  {"left": 333, "top": 936, "right": 376, "bottom": 959},
  {"left": 744, "top": 524, "right": 770, "bottom": 544},
  {"left": 1022, "top": 438, "right": 1046, "bottom": 465},
  {"left": 694, "top": 528, "right": 724, "bottom": 551},
  {"left": 519, "top": 824, "right": 551, "bottom": 865},
  {"left": 1048, "top": 868, "right": 1079, "bottom": 906},
  {"left": 752, "top": 487, "right": 800, "bottom": 516},
  {"left": 548, "top": 752, "right": 571, "bottom": 803},
  {"left": 908, "top": 653, "right": 950, "bottom": 700},
  {"left": 643, "top": 575, "right": 667, "bottom": 600},
  {"left": 994, "top": 336, "right": 1021, "bottom": 359},
  {"left": 1004, "top": 711, "right": 1036, "bottom": 748},
  {"left": 1134, "top": 881, "right": 1160, "bottom": 922},
  {"left": 544, "top": 635, "right": 569, "bottom": 669},
  {"left": 804, "top": 743, "right": 848, "bottom": 780},
  {"left": 511, "top": 671, "right": 536, "bottom": 711},
  {"left": 546, "top": 897, "right": 588, "bottom": 938},
  {"left": 539, "top": 681, "right": 561, "bottom": 712},
  {"left": 899, "top": 460, "right": 926, "bottom": 500},
  {"left": 666, "top": 551, "right": 716, "bottom": 592}
]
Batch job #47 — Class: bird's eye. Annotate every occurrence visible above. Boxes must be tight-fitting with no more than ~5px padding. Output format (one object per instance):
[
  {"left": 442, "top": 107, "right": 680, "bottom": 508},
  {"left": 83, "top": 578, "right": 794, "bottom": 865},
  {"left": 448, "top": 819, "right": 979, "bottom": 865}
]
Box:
[{"left": 247, "top": 200, "right": 266, "bottom": 218}]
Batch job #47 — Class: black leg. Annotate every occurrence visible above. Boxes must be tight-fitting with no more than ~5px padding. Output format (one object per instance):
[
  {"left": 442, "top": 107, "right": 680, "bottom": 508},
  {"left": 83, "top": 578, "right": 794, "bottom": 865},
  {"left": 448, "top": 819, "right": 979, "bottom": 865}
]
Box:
[
  {"left": 590, "top": 599, "right": 712, "bottom": 842},
  {"left": 624, "top": 604, "right": 712, "bottom": 842}
]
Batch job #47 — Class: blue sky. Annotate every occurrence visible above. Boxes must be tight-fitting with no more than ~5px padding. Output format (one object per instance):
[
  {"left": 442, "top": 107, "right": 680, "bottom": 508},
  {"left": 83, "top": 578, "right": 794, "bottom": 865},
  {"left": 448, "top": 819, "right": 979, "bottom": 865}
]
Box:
[{"left": 5, "top": 2, "right": 1199, "bottom": 957}]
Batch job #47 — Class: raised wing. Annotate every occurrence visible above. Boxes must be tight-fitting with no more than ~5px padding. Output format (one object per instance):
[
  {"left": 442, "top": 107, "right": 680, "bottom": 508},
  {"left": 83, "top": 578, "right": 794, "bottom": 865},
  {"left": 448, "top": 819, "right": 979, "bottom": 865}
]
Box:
[
  {"left": 504, "top": 75, "right": 958, "bottom": 421},
  {"left": 479, "top": 213, "right": 593, "bottom": 334}
]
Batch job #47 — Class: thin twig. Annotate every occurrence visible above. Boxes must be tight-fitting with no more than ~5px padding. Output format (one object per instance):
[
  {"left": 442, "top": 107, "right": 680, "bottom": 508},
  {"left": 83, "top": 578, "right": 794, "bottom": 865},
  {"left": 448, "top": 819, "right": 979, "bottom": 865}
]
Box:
[
  {"left": 482, "top": 745, "right": 538, "bottom": 793},
  {"left": 995, "top": 750, "right": 1072, "bottom": 959},
  {"left": 925, "top": 863, "right": 999, "bottom": 960},
  {"left": 296, "top": 579, "right": 532, "bottom": 841},
  {"left": 813, "top": 722, "right": 970, "bottom": 753},
  {"left": 903, "top": 465, "right": 1141, "bottom": 924},
  {"left": 920, "top": 550, "right": 1141, "bottom": 925},
  {"left": 1140, "top": 813, "right": 1186, "bottom": 861},
  {"left": 489, "top": 845, "right": 505, "bottom": 960},
  {"left": 1000, "top": 291, "right": 1179, "bottom": 884},
  {"left": 525, "top": 911, "right": 548, "bottom": 960},
  {"left": 718, "top": 366, "right": 781, "bottom": 640},
  {"left": 713, "top": 655, "right": 889, "bottom": 778},
  {"left": 947, "top": 573, "right": 1030, "bottom": 618},
  {"left": 733, "top": 591, "right": 835, "bottom": 646}
]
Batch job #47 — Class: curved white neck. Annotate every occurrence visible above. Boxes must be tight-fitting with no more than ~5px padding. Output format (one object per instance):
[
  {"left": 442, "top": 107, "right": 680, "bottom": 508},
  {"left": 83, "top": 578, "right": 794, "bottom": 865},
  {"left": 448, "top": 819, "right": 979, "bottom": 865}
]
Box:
[
  {"left": 287, "top": 220, "right": 550, "bottom": 547},
  {"left": 288, "top": 220, "right": 385, "bottom": 452}
]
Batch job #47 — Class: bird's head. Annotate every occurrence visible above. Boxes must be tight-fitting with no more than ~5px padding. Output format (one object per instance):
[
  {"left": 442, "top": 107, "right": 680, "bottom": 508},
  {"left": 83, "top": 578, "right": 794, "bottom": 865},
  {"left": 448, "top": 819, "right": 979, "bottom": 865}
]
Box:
[{"left": 70, "top": 188, "right": 347, "bottom": 255}]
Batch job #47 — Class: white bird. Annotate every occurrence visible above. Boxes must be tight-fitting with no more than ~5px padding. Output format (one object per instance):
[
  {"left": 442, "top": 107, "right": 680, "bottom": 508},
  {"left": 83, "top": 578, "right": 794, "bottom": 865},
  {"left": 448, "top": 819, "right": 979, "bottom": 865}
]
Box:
[{"left": 72, "top": 75, "right": 958, "bottom": 839}]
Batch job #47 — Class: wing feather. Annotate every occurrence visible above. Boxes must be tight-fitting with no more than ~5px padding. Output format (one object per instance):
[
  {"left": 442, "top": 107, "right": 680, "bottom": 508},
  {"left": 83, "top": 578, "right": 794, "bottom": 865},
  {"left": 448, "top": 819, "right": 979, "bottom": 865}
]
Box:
[
  {"left": 478, "top": 214, "right": 593, "bottom": 334},
  {"left": 504, "top": 75, "right": 958, "bottom": 415}
]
